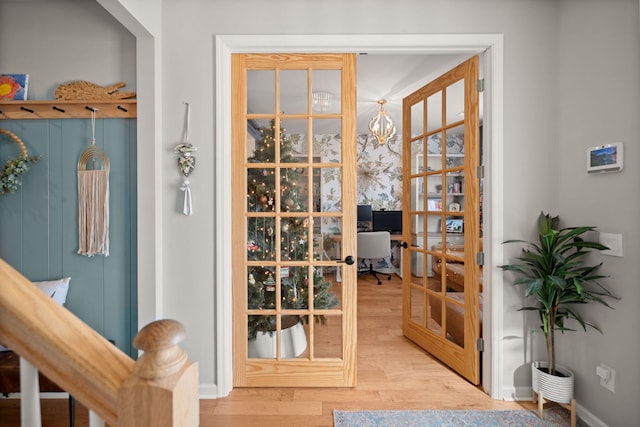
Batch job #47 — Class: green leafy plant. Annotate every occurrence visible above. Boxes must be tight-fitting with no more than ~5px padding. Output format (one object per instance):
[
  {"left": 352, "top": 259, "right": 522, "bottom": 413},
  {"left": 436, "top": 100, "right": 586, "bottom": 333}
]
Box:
[
  {"left": 1, "top": 155, "right": 40, "bottom": 196},
  {"left": 500, "top": 212, "right": 618, "bottom": 376}
]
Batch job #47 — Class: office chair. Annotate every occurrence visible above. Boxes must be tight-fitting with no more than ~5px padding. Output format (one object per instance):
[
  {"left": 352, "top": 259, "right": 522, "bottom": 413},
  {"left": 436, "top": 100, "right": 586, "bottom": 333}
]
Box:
[{"left": 357, "top": 231, "right": 393, "bottom": 285}]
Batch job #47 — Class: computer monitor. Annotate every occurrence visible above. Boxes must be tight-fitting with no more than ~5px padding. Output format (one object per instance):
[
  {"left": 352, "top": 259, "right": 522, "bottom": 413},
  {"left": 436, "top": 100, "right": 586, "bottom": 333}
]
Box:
[
  {"left": 357, "top": 205, "right": 373, "bottom": 222},
  {"left": 372, "top": 210, "right": 403, "bottom": 234},
  {"left": 445, "top": 218, "right": 464, "bottom": 233}
]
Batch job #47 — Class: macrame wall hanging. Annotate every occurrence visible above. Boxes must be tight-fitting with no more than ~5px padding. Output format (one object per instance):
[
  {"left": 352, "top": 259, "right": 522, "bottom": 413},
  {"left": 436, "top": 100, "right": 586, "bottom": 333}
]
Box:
[
  {"left": 174, "top": 102, "right": 197, "bottom": 216},
  {"left": 77, "top": 109, "right": 110, "bottom": 256}
]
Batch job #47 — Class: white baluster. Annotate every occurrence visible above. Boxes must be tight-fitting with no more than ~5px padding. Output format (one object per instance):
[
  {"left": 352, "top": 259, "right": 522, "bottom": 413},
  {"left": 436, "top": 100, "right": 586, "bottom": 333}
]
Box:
[
  {"left": 19, "top": 357, "right": 42, "bottom": 427},
  {"left": 89, "top": 410, "right": 106, "bottom": 427}
]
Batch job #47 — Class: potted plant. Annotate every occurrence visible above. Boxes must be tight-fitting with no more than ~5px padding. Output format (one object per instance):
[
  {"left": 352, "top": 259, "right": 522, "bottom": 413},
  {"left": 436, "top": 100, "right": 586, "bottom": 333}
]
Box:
[{"left": 501, "top": 212, "right": 618, "bottom": 404}]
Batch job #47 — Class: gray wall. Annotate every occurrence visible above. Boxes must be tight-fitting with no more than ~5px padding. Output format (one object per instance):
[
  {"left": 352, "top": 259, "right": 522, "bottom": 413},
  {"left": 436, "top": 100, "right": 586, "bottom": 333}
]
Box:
[
  {"left": 1, "top": 0, "right": 638, "bottom": 425},
  {"left": 555, "top": 0, "right": 640, "bottom": 422}
]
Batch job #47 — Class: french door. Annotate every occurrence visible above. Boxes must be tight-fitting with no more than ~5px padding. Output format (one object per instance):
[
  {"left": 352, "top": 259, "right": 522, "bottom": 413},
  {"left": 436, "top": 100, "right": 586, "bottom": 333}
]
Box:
[
  {"left": 402, "top": 56, "right": 482, "bottom": 384},
  {"left": 231, "top": 53, "right": 358, "bottom": 387}
]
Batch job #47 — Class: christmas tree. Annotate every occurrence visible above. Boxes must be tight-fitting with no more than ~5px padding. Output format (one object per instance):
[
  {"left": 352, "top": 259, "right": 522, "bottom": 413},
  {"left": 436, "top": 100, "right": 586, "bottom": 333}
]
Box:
[{"left": 246, "top": 120, "right": 339, "bottom": 341}]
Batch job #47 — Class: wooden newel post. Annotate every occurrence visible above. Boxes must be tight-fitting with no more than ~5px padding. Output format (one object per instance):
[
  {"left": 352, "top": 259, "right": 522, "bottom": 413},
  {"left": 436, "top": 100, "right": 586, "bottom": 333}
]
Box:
[{"left": 117, "top": 319, "right": 199, "bottom": 427}]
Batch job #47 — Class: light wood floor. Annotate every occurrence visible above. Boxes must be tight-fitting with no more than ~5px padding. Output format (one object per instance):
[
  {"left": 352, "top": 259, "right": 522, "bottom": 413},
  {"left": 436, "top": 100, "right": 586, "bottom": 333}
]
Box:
[{"left": 0, "top": 274, "right": 533, "bottom": 427}]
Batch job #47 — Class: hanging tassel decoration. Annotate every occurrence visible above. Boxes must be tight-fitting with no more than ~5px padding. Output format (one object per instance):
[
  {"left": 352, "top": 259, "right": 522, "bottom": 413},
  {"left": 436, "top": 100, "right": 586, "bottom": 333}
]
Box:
[
  {"left": 77, "top": 109, "right": 110, "bottom": 256},
  {"left": 180, "top": 179, "right": 193, "bottom": 215},
  {"left": 175, "top": 101, "right": 197, "bottom": 216}
]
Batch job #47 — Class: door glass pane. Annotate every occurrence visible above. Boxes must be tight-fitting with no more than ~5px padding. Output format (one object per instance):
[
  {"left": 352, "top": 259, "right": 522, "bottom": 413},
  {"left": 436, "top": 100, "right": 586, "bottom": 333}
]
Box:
[
  {"left": 247, "top": 70, "right": 274, "bottom": 114},
  {"left": 410, "top": 100, "right": 424, "bottom": 138},
  {"left": 247, "top": 218, "right": 275, "bottom": 261},
  {"left": 446, "top": 170, "right": 465, "bottom": 213},
  {"left": 316, "top": 217, "right": 341, "bottom": 261},
  {"left": 247, "top": 119, "right": 276, "bottom": 162},
  {"left": 318, "top": 167, "right": 341, "bottom": 212},
  {"left": 312, "top": 69, "right": 341, "bottom": 114},
  {"left": 426, "top": 90, "right": 443, "bottom": 133},
  {"left": 411, "top": 177, "right": 424, "bottom": 211},
  {"left": 280, "top": 216, "right": 309, "bottom": 261},
  {"left": 313, "top": 270, "right": 340, "bottom": 311},
  {"left": 280, "top": 315, "right": 309, "bottom": 359},
  {"left": 247, "top": 168, "right": 275, "bottom": 212},
  {"left": 410, "top": 286, "right": 425, "bottom": 325},
  {"left": 410, "top": 251, "right": 426, "bottom": 281},
  {"left": 427, "top": 132, "right": 442, "bottom": 155},
  {"left": 280, "top": 265, "right": 309, "bottom": 309},
  {"left": 445, "top": 298, "right": 465, "bottom": 347},
  {"left": 427, "top": 292, "right": 443, "bottom": 336},
  {"left": 319, "top": 265, "right": 342, "bottom": 310},
  {"left": 247, "top": 314, "right": 277, "bottom": 359},
  {"left": 281, "top": 168, "right": 308, "bottom": 212},
  {"left": 313, "top": 119, "right": 341, "bottom": 162},
  {"left": 282, "top": 119, "right": 308, "bottom": 161},
  {"left": 445, "top": 124, "right": 465, "bottom": 162},
  {"left": 410, "top": 138, "right": 423, "bottom": 170},
  {"left": 426, "top": 175, "right": 442, "bottom": 211},
  {"left": 280, "top": 70, "right": 307, "bottom": 115},
  {"left": 446, "top": 79, "right": 464, "bottom": 125},
  {"left": 314, "top": 314, "right": 342, "bottom": 358},
  {"left": 247, "top": 266, "right": 276, "bottom": 309}
]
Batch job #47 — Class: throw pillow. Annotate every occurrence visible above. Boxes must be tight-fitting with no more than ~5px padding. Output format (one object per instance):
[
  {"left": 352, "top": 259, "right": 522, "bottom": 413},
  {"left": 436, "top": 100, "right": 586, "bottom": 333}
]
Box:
[
  {"left": 33, "top": 277, "right": 71, "bottom": 306},
  {"left": 0, "top": 277, "right": 71, "bottom": 351}
]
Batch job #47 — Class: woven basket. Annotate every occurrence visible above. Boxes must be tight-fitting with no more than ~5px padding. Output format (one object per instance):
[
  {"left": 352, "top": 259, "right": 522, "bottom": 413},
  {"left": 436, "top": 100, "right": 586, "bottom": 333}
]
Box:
[{"left": 0, "top": 129, "right": 28, "bottom": 158}]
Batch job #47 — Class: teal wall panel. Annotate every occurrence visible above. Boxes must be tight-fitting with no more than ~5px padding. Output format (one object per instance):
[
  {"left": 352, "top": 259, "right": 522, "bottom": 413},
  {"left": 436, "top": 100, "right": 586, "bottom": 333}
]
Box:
[{"left": 0, "top": 119, "right": 137, "bottom": 356}]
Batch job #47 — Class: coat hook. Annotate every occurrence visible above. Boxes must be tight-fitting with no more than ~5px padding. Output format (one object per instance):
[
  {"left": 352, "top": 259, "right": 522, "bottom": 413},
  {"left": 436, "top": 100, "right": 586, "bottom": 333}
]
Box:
[
  {"left": 117, "top": 105, "right": 128, "bottom": 112},
  {"left": 85, "top": 106, "right": 97, "bottom": 113},
  {"left": 52, "top": 106, "right": 66, "bottom": 113},
  {"left": 20, "top": 106, "right": 35, "bottom": 113}
]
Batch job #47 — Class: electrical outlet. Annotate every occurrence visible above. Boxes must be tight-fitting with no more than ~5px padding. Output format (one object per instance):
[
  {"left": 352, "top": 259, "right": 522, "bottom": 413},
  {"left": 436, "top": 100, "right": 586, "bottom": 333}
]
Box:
[
  {"left": 599, "top": 233, "right": 623, "bottom": 257},
  {"left": 596, "top": 363, "right": 615, "bottom": 392}
]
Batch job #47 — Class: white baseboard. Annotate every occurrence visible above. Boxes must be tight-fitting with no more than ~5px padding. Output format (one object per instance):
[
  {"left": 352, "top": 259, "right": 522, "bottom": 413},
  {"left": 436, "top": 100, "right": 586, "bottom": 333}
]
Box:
[
  {"left": 198, "top": 383, "right": 219, "bottom": 399},
  {"left": 501, "top": 386, "right": 609, "bottom": 427},
  {"left": 576, "top": 402, "right": 609, "bottom": 427},
  {"left": 501, "top": 386, "right": 532, "bottom": 401}
]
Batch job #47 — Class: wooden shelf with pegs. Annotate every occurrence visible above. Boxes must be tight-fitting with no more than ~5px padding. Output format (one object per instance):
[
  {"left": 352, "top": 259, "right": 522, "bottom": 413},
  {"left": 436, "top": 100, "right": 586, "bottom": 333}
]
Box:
[{"left": 0, "top": 99, "right": 137, "bottom": 120}]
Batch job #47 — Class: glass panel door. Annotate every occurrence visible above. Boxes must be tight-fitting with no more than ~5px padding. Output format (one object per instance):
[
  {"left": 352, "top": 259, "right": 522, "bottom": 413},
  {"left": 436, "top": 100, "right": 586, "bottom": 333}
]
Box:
[
  {"left": 402, "top": 56, "right": 481, "bottom": 384},
  {"left": 233, "top": 53, "right": 357, "bottom": 387}
]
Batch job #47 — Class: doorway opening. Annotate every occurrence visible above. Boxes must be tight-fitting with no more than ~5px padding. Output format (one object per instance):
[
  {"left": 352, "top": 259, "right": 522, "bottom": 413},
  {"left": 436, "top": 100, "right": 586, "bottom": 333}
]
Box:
[{"left": 215, "top": 34, "right": 504, "bottom": 399}]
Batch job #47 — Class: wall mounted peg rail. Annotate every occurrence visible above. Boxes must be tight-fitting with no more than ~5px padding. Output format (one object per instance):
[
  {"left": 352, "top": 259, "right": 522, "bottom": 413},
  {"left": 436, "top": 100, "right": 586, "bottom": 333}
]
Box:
[{"left": 0, "top": 99, "right": 136, "bottom": 119}]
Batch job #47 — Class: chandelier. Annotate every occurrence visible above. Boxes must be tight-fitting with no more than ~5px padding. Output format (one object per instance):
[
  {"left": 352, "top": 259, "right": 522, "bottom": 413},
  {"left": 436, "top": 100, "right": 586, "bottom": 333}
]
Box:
[
  {"left": 368, "top": 99, "right": 396, "bottom": 144},
  {"left": 312, "top": 91, "right": 333, "bottom": 113}
]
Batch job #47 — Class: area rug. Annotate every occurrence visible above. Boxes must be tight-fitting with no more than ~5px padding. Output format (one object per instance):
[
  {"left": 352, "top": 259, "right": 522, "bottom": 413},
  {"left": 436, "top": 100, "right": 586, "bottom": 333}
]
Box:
[{"left": 333, "top": 408, "right": 576, "bottom": 427}]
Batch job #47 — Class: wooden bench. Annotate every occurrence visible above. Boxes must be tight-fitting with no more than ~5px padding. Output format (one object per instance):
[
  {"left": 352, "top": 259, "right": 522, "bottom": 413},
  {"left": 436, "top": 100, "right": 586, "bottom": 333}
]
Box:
[{"left": 0, "top": 350, "right": 75, "bottom": 426}]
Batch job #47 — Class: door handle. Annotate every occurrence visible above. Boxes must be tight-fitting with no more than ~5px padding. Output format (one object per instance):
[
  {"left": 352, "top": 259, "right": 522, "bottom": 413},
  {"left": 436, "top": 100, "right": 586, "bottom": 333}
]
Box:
[
  {"left": 400, "top": 241, "right": 408, "bottom": 249},
  {"left": 336, "top": 255, "right": 355, "bottom": 265}
]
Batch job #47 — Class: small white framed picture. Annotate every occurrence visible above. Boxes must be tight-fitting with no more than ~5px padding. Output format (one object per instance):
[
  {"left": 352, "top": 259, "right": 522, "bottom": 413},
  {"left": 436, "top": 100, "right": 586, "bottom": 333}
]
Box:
[{"left": 449, "top": 202, "right": 460, "bottom": 212}]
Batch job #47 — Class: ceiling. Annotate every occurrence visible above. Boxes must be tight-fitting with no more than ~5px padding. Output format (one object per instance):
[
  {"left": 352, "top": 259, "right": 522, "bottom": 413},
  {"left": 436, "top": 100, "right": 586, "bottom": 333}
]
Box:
[
  {"left": 356, "top": 53, "right": 473, "bottom": 135},
  {"left": 246, "top": 53, "right": 475, "bottom": 135}
]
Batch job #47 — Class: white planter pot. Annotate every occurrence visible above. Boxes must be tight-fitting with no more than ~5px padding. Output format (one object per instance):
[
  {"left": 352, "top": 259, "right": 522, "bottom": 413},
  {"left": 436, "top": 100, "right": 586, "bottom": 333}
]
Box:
[
  {"left": 248, "top": 320, "right": 307, "bottom": 359},
  {"left": 532, "top": 361, "right": 574, "bottom": 404}
]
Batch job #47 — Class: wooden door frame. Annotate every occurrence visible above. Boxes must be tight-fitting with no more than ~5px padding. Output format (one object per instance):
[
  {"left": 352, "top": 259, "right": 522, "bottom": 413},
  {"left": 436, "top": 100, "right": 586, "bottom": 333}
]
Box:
[{"left": 214, "top": 34, "right": 505, "bottom": 399}]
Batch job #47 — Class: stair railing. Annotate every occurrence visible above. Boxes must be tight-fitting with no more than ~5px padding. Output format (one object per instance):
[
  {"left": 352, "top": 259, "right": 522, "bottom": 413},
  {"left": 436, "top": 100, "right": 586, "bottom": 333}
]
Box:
[{"left": 0, "top": 258, "right": 199, "bottom": 426}]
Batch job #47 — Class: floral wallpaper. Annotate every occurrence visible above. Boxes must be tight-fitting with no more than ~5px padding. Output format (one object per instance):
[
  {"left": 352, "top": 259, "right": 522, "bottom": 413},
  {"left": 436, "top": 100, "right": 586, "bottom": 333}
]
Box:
[{"left": 313, "top": 132, "right": 404, "bottom": 212}]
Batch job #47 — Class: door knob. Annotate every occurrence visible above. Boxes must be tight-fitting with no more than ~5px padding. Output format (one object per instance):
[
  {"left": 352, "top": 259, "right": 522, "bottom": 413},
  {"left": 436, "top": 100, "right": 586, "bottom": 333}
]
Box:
[{"left": 337, "top": 255, "right": 355, "bottom": 265}]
